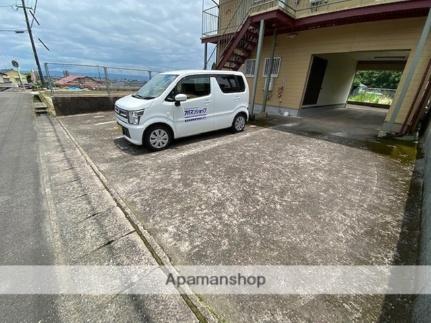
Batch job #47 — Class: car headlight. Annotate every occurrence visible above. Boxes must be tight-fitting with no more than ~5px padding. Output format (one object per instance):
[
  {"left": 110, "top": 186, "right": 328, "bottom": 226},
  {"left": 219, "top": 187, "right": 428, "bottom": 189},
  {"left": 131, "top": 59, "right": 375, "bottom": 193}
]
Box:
[{"left": 128, "top": 109, "right": 145, "bottom": 125}]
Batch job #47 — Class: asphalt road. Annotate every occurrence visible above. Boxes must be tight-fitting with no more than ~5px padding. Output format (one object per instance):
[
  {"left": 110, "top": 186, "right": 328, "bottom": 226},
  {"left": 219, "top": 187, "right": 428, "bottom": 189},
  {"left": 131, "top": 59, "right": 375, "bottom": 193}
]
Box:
[
  {"left": 0, "top": 91, "right": 198, "bottom": 322},
  {"left": 0, "top": 91, "right": 53, "bottom": 265},
  {"left": 0, "top": 91, "right": 59, "bottom": 321}
]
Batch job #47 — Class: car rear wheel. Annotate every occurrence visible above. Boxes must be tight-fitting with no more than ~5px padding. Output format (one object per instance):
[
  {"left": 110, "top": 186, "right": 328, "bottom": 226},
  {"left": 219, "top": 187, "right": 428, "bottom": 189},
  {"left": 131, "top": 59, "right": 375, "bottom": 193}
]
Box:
[
  {"left": 144, "top": 125, "right": 172, "bottom": 151},
  {"left": 232, "top": 113, "right": 247, "bottom": 133}
]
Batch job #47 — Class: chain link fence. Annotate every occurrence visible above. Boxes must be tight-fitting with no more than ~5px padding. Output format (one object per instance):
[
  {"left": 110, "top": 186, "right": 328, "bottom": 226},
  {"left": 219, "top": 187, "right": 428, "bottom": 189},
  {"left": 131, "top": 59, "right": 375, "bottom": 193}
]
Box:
[{"left": 44, "top": 62, "right": 161, "bottom": 96}]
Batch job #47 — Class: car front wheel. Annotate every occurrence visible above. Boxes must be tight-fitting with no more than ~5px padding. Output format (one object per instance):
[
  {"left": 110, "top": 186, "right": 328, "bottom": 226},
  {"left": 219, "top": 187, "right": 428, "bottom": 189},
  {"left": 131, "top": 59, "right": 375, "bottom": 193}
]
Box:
[{"left": 144, "top": 125, "right": 172, "bottom": 151}]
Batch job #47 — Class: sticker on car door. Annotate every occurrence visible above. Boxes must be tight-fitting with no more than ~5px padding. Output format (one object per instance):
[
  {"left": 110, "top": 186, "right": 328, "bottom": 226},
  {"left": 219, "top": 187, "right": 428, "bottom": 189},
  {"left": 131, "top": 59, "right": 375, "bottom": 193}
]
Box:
[{"left": 184, "top": 107, "right": 207, "bottom": 122}]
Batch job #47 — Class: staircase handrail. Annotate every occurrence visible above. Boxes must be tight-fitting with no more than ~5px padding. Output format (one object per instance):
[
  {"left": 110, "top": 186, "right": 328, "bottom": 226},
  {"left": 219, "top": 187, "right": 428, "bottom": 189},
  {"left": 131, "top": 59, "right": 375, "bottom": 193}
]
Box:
[{"left": 218, "top": 0, "right": 296, "bottom": 65}]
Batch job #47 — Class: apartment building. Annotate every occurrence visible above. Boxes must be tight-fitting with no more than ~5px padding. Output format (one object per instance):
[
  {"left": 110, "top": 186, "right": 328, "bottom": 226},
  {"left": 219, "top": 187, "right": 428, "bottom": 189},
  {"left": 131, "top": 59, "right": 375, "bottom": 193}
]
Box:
[{"left": 201, "top": 0, "right": 431, "bottom": 135}]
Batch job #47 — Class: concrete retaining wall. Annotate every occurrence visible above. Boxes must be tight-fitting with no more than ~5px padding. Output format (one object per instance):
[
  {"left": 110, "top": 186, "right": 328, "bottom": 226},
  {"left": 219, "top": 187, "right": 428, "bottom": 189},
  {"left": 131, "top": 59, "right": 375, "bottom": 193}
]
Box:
[
  {"left": 52, "top": 95, "right": 121, "bottom": 116},
  {"left": 413, "top": 121, "right": 431, "bottom": 322}
]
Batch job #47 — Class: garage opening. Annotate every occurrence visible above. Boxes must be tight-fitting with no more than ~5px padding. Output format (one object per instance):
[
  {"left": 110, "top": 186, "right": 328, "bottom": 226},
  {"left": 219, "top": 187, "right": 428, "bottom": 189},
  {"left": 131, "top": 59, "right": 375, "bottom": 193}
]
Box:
[
  {"left": 348, "top": 61, "right": 405, "bottom": 109},
  {"left": 300, "top": 50, "right": 409, "bottom": 137}
]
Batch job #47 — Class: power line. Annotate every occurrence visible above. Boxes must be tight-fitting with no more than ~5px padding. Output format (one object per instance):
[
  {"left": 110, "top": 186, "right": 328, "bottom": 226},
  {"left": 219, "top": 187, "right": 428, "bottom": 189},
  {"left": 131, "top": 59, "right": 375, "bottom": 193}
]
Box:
[
  {"left": 29, "top": 9, "right": 39, "bottom": 27},
  {"left": 0, "top": 0, "right": 31, "bottom": 9},
  {"left": 0, "top": 5, "right": 15, "bottom": 9},
  {"left": 38, "top": 37, "right": 49, "bottom": 51},
  {"left": 0, "top": 29, "right": 26, "bottom": 33},
  {"left": 30, "top": 0, "right": 38, "bottom": 26},
  {"left": 19, "top": 0, "right": 45, "bottom": 85}
]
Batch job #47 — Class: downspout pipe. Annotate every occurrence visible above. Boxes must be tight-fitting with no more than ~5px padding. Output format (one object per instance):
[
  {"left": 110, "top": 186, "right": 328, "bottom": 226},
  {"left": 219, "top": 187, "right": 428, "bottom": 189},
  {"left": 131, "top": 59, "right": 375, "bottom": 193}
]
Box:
[
  {"left": 385, "top": 9, "right": 431, "bottom": 134},
  {"left": 263, "top": 28, "right": 277, "bottom": 114},
  {"left": 250, "top": 19, "right": 265, "bottom": 119}
]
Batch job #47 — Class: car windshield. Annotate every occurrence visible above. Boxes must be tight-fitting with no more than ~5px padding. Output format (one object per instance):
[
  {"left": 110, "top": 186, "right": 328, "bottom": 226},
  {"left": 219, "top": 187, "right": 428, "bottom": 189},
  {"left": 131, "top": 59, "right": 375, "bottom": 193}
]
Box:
[{"left": 133, "top": 74, "right": 178, "bottom": 99}]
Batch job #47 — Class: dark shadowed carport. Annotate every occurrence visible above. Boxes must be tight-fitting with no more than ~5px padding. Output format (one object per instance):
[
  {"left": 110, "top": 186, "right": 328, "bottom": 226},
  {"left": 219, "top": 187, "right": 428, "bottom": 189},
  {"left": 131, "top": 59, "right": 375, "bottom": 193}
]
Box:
[
  {"left": 291, "top": 104, "right": 387, "bottom": 142},
  {"left": 300, "top": 50, "right": 408, "bottom": 135}
]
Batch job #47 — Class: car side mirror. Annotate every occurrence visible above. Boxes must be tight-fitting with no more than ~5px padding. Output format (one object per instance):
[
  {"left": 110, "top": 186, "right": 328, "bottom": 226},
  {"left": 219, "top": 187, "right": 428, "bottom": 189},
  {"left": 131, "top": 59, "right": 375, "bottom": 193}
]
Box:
[{"left": 175, "top": 94, "right": 187, "bottom": 106}]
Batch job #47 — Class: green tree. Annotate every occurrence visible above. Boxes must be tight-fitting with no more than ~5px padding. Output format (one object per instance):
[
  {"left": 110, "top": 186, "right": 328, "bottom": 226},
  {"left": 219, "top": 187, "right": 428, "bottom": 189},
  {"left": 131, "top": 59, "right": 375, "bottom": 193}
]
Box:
[{"left": 353, "top": 70, "right": 402, "bottom": 89}]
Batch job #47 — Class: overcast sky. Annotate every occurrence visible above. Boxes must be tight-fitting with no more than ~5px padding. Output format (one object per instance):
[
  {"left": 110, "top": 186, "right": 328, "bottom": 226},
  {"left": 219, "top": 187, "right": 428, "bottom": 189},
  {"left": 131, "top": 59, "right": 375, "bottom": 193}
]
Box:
[{"left": 0, "top": 0, "right": 207, "bottom": 72}]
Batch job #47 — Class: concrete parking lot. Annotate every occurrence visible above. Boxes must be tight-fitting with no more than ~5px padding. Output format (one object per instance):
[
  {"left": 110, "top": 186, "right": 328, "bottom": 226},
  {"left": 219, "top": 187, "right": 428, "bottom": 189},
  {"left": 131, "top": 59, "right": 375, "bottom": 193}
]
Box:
[{"left": 60, "top": 106, "right": 420, "bottom": 321}]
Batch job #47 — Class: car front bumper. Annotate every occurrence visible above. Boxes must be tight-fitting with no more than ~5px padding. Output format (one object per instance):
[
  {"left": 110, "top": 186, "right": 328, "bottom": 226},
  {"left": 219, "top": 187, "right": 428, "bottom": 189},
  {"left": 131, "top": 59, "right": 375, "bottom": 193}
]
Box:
[{"left": 115, "top": 116, "right": 144, "bottom": 146}]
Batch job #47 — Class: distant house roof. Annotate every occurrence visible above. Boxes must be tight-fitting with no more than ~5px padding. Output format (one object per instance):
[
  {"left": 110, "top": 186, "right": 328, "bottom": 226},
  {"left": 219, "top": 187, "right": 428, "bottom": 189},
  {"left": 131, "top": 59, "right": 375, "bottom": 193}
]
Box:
[
  {"left": 0, "top": 70, "right": 27, "bottom": 84},
  {"left": 56, "top": 75, "right": 86, "bottom": 86},
  {"left": 0, "top": 69, "right": 26, "bottom": 77},
  {"left": 55, "top": 75, "right": 99, "bottom": 86},
  {"left": 0, "top": 69, "right": 23, "bottom": 75},
  {"left": 55, "top": 75, "right": 102, "bottom": 89}
]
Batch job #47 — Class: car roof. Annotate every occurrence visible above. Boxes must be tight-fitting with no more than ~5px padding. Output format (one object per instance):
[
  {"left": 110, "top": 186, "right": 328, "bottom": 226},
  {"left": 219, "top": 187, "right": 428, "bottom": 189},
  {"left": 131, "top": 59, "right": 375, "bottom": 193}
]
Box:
[{"left": 161, "top": 70, "right": 244, "bottom": 76}]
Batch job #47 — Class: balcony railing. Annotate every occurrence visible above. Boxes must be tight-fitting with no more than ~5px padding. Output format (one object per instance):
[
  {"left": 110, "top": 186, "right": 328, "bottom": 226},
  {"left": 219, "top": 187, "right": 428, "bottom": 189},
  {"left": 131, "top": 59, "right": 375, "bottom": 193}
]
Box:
[
  {"left": 202, "top": 0, "right": 291, "bottom": 37},
  {"left": 202, "top": 3, "right": 219, "bottom": 37},
  {"left": 202, "top": 0, "right": 408, "bottom": 38}
]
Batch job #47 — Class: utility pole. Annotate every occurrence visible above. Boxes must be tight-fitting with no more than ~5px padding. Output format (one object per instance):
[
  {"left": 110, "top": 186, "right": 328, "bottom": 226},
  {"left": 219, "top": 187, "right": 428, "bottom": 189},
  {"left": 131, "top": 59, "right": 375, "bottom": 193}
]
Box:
[{"left": 20, "top": 0, "right": 45, "bottom": 86}]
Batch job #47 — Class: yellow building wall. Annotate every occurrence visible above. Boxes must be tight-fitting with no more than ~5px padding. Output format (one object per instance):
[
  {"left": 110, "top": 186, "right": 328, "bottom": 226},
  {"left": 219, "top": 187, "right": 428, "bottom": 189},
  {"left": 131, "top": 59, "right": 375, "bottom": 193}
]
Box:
[
  {"left": 294, "top": 0, "right": 408, "bottom": 18},
  {"left": 219, "top": 0, "right": 241, "bottom": 34},
  {"left": 216, "top": 0, "right": 408, "bottom": 32},
  {"left": 244, "top": 17, "right": 430, "bottom": 125}
]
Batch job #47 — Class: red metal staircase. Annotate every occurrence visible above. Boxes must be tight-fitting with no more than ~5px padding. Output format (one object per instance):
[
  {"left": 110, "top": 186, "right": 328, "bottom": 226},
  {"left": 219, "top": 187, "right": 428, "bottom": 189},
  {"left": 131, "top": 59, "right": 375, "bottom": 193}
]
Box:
[
  {"left": 203, "top": 0, "right": 280, "bottom": 71},
  {"left": 216, "top": 19, "right": 259, "bottom": 71}
]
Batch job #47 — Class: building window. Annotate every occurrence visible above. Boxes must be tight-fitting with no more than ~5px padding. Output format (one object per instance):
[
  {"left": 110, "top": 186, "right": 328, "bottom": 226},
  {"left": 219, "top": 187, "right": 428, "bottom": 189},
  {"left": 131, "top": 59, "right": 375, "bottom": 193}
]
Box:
[
  {"left": 263, "top": 57, "right": 281, "bottom": 77},
  {"left": 244, "top": 59, "right": 256, "bottom": 77},
  {"left": 215, "top": 75, "right": 245, "bottom": 93}
]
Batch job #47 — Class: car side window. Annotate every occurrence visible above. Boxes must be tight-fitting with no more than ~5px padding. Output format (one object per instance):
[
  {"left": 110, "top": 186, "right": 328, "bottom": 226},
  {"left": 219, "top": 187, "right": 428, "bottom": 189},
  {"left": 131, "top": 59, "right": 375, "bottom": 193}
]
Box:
[
  {"left": 166, "top": 75, "right": 210, "bottom": 101},
  {"left": 215, "top": 75, "right": 245, "bottom": 93}
]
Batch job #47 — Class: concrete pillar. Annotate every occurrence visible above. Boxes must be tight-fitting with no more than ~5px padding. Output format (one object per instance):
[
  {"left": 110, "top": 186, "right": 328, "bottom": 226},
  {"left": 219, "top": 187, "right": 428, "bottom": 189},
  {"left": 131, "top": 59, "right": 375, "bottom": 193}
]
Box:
[
  {"left": 103, "top": 66, "right": 111, "bottom": 98},
  {"left": 44, "top": 63, "right": 53, "bottom": 93},
  {"left": 384, "top": 9, "right": 431, "bottom": 134},
  {"left": 204, "top": 43, "right": 208, "bottom": 70}
]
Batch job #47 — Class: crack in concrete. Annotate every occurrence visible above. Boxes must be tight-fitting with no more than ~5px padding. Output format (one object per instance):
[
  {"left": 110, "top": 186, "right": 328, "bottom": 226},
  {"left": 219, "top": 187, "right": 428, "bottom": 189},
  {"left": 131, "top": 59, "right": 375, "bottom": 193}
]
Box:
[
  {"left": 108, "top": 266, "right": 161, "bottom": 300},
  {"left": 77, "top": 206, "right": 117, "bottom": 224},
  {"left": 71, "top": 193, "right": 88, "bottom": 200},
  {"left": 90, "top": 229, "right": 136, "bottom": 253},
  {"left": 74, "top": 230, "right": 138, "bottom": 263},
  {"left": 57, "top": 178, "right": 80, "bottom": 186}
]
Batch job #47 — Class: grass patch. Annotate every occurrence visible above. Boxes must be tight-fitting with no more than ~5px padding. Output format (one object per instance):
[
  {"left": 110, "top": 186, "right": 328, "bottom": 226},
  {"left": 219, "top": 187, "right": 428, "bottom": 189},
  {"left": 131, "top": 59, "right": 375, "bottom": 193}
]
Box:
[{"left": 349, "top": 92, "right": 393, "bottom": 105}]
